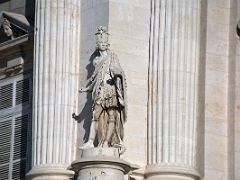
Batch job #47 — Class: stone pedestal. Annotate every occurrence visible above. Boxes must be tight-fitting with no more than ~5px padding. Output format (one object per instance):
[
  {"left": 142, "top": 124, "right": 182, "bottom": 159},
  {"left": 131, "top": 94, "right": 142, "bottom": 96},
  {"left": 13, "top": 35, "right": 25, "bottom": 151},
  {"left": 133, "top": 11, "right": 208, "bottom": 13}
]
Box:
[{"left": 71, "top": 148, "right": 131, "bottom": 180}]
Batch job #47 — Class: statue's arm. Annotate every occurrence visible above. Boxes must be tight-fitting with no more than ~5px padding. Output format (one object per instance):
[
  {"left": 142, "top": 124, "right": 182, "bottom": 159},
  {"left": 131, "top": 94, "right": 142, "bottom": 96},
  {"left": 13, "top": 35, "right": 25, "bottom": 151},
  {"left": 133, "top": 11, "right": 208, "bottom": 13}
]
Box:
[
  {"left": 79, "top": 76, "right": 95, "bottom": 93},
  {"left": 79, "top": 83, "right": 94, "bottom": 93}
]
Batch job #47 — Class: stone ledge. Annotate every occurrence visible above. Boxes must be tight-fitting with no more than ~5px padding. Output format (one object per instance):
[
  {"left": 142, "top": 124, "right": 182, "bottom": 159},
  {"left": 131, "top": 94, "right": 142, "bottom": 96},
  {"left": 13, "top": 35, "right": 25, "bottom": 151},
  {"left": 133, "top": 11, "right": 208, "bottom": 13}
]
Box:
[
  {"left": 71, "top": 148, "right": 133, "bottom": 180},
  {"left": 71, "top": 156, "right": 132, "bottom": 174},
  {"left": 145, "top": 164, "right": 200, "bottom": 180},
  {"left": 26, "top": 167, "right": 74, "bottom": 180},
  {"left": 80, "top": 147, "right": 120, "bottom": 158}
]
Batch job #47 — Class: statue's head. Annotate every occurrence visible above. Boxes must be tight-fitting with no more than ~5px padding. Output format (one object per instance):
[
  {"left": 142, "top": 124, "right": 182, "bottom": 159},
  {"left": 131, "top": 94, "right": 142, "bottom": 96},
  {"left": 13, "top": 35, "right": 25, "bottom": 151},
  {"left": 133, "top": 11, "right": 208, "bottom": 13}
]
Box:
[
  {"left": 1, "top": 18, "right": 13, "bottom": 37},
  {"left": 95, "top": 26, "right": 109, "bottom": 51}
]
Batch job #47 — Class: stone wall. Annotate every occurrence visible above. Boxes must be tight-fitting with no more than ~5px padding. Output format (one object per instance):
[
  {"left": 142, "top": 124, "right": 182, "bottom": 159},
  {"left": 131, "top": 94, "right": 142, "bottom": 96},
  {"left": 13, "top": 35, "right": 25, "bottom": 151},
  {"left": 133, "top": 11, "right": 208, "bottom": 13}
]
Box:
[
  {"left": 108, "top": 0, "right": 150, "bottom": 168},
  {"left": 204, "top": 0, "right": 239, "bottom": 179},
  {"left": 234, "top": 0, "right": 240, "bottom": 179}
]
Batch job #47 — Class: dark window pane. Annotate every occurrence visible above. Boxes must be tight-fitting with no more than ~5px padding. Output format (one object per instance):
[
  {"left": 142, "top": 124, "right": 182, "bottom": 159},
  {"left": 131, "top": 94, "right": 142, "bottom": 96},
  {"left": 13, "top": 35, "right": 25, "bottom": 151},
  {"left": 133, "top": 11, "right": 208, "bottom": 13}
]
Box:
[
  {"left": 0, "top": 164, "right": 9, "bottom": 180},
  {"left": 13, "top": 115, "right": 28, "bottom": 160},
  {"left": 16, "top": 79, "right": 30, "bottom": 105},
  {"left": 0, "top": 83, "right": 13, "bottom": 110},
  {"left": 0, "top": 120, "right": 11, "bottom": 164},
  {"left": 12, "top": 160, "right": 26, "bottom": 180}
]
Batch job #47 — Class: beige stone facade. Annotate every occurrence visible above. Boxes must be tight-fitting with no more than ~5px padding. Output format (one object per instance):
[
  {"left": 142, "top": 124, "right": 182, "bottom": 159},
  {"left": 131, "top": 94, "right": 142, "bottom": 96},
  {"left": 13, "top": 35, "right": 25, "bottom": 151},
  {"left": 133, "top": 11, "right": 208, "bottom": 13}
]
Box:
[{"left": 0, "top": 0, "right": 240, "bottom": 179}]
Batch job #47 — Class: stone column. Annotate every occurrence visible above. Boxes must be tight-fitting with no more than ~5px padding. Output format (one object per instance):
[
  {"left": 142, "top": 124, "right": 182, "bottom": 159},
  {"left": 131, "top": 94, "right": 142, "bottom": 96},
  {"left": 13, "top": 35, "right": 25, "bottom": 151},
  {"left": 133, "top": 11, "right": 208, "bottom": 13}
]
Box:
[
  {"left": 27, "top": 0, "right": 80, "bottom": 179},
  {"left": 146, "top": 0, "right": 201, "bottom": 179}
]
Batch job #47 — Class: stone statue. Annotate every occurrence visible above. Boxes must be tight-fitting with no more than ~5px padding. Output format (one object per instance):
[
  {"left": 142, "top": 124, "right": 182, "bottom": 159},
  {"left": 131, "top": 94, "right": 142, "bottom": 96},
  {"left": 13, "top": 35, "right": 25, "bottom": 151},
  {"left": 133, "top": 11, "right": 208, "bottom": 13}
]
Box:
[
  {"left": 76, "top": 26, "right": 127, "bottom": 153},
  {"left": 0, "top": 18, "right": 14, "bottom": 40}
]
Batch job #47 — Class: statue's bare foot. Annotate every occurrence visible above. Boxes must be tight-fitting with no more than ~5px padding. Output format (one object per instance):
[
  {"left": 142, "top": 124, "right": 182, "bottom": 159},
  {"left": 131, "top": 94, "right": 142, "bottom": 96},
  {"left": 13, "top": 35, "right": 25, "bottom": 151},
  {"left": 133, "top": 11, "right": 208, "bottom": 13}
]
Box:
[
  {"left": 113, "top": 143, "right": 126, "bottom": 155},
  {"left": 102, "top": 141, "right": 109, "bottom": 148},
  {"left": 79, "top": 140, "right": 94, "bottom": 149}
]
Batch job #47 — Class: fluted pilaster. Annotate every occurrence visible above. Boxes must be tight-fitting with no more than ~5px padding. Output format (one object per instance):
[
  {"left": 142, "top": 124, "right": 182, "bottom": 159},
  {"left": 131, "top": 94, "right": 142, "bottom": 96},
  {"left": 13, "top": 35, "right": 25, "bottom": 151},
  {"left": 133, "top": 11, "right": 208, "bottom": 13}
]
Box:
[
  {"left": 27, "top": 0, "right": 80, "bottom": 179},
  {"left": 146, "top": 0, "right": 201, "bottom": 179}
]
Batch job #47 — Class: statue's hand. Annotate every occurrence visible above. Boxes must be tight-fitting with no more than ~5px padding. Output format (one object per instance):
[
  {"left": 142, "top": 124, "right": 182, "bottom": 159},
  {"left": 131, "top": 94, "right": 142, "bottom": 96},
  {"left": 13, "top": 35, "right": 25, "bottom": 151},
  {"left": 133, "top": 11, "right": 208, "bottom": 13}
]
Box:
[
  {"left": 72, "top": 113, "right": 77, "bottom": 120},
  {"left": 79, "top": 87, "right": 88, "bottom": 93}
]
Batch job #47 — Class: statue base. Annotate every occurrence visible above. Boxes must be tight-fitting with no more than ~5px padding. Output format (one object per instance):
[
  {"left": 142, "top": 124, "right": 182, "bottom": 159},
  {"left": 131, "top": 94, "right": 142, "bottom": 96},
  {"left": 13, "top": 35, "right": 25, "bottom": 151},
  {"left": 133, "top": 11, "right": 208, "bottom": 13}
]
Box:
[{"left": 71, "top": 148, "right": 131, "bottom": 180}]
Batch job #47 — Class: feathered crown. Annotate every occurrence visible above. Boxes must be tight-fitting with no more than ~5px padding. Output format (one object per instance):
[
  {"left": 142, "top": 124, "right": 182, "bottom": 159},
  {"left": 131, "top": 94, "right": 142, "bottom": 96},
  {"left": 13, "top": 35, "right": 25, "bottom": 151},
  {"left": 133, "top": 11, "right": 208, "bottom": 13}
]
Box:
[{"left": 95, "top": 26, "right": 109, "bottom": 42}]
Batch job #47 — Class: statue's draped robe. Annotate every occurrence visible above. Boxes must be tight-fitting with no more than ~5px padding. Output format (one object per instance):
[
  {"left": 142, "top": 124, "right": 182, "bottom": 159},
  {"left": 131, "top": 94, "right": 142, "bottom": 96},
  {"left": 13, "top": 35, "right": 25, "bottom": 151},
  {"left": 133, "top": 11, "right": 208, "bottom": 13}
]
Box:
[{"left": 88, "top": 51, "right": 126, "bottom": 146}]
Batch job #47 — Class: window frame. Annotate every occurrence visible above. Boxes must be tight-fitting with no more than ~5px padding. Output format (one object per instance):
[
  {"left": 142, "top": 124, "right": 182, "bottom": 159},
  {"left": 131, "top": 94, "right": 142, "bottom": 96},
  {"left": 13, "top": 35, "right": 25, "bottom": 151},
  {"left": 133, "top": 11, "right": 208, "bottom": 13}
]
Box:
[{"left": 0, "top": 72, "right": 32, "bottom": 180}]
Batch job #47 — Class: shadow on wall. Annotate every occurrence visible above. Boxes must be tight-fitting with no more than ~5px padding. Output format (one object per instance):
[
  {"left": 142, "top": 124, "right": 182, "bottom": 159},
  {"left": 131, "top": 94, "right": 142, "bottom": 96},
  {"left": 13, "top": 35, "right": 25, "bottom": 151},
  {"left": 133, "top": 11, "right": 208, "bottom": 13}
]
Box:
[
  {"left": 74, "top": 0, "right": 109, "bottom": 146},
  {"left": 74, "top": 51, "right": 97, "bottom": 143},
  {"left": 237, "top": 20, "right": 240, "bottom": 38},
  {"left": 25, "top": 0, "right": 35, "bottom": 26}
]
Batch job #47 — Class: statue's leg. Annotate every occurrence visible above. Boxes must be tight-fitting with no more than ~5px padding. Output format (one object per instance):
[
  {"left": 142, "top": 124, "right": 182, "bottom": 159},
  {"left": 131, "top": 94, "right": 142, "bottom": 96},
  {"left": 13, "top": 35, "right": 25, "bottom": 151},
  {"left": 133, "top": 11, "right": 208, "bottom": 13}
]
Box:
[
  {"left": 89, "top": 104, "right": 103, "bottom": 140},
  {"left": 80, "top": 104, "right": 102, "bottom": 149},
  {"left": 103, "top": 109, "right": 115, "bottom": 147}
]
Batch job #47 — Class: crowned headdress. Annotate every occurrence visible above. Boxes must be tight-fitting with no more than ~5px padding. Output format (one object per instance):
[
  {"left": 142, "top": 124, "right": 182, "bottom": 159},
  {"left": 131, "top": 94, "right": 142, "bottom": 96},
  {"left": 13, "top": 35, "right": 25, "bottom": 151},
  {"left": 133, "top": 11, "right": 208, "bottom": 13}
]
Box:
[{"left": 95, "top": 26, "right": 109, "bottom": 42}]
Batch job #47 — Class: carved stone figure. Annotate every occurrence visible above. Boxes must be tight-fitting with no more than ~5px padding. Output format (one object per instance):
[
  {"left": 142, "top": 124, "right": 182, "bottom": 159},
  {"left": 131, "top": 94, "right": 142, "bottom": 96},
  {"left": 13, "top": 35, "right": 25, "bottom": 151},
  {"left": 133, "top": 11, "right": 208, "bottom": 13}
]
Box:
[
  {"left": 77, "top": 26, "right": 127, "bottom": 152},
  {"left": 0, "top": 18, "right": 14, "bottom": 39}
]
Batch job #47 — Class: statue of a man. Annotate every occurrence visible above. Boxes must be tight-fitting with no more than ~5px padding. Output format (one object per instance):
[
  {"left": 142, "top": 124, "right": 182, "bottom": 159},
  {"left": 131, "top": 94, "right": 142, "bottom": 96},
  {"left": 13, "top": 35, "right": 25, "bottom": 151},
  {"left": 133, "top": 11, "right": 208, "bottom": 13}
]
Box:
[{"left": 79, "top": 26, "right": 127, "bottom": 151}]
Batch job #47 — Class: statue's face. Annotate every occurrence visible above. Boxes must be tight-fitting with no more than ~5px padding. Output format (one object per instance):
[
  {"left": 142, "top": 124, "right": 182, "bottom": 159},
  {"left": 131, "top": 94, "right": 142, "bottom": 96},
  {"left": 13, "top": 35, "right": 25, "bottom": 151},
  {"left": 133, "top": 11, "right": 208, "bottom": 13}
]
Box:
[
  {"left": 3, "top": 24, "right": 13, "bottom": 37},
  {"left": 97, "top": 40, "right": 108, "bottom": 51}
]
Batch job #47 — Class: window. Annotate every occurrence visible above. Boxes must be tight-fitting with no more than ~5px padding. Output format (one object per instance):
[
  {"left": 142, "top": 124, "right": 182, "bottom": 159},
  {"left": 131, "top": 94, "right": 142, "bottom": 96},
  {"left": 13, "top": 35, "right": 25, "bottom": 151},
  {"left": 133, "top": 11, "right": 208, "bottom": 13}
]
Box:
[{"left": 0, "top": 73, "right": 32, "bottom": 180}]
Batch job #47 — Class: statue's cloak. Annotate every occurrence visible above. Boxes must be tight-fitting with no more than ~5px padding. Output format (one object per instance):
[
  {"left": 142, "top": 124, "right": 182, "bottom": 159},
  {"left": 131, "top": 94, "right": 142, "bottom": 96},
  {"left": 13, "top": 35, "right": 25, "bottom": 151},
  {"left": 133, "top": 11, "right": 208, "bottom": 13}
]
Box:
[{"left": 89, "top": 51, "right": 127, "bottom": 146}]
